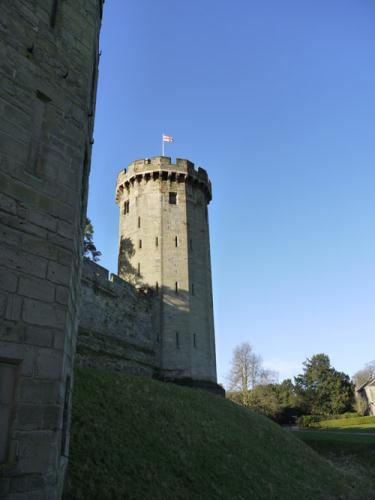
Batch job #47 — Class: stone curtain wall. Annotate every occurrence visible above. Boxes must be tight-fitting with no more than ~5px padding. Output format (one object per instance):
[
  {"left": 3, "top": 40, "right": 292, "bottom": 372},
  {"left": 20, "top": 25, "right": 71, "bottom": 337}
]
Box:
[
  {"left": 0, "top": 1, "right": 103, "bottom": 499},
  {"left": 77, "top": 259, "right": 157, "bottom": 377}
]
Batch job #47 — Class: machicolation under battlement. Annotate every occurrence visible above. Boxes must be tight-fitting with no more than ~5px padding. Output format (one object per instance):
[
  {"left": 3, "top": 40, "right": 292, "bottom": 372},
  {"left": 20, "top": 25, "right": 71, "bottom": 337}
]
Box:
[{"left": 116, "top": 156, "right": 212, "bottom": 203}]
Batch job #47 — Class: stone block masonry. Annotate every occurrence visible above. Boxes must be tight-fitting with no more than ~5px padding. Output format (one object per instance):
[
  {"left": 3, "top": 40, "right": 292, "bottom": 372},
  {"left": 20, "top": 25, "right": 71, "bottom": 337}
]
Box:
[
  {"left": 77, "top": 259, "right": 157, "bottom": 378},
  {"left": 0, "top": 1, "right": 103, "bottom": 499}
]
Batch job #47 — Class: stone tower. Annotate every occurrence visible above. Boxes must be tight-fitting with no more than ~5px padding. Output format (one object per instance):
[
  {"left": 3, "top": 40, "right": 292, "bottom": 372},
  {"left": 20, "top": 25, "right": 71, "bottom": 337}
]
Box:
[
  {"left": 116, "top": 156, "right": 218, "bottom": 385},
  {"left": 0, "top": 1, "right": 103, "bottom": 498}
]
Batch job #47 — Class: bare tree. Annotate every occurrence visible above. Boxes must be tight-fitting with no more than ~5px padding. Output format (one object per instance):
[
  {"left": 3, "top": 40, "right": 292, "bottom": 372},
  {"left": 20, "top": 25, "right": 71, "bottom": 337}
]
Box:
[
  {"left": 248, "top": 352, "right": 264, "bottom": 389},
  {"left": 352, "top": 360, "right": 375, "bottom": 388},
  {"left": 228, "top": 343, "right": 252, "bottom": 403},
  {"left": 227, "top": 342, "right": 278, "bottom": 404},
  {"left": 259, "top": 369, "right": 279, "bottom": 386}
]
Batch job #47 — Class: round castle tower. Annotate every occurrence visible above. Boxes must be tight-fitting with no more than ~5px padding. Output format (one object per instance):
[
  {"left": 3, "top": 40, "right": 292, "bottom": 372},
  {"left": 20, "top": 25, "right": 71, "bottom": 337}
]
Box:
[{"left": 115, "top": 156, "right": 217, "bottom": 384}]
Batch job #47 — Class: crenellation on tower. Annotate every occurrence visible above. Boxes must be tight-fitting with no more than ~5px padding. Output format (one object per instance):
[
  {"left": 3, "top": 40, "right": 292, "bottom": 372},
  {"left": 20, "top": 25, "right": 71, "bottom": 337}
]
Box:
[{"left": 116, "top": 156, "right": 212, "bottom": 205}]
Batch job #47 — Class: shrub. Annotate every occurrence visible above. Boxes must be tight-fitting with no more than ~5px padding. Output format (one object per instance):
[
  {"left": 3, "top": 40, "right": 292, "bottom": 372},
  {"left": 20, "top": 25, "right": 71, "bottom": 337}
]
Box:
[{"left": 297, "top": 415, "right": 324, "bottom": 428}]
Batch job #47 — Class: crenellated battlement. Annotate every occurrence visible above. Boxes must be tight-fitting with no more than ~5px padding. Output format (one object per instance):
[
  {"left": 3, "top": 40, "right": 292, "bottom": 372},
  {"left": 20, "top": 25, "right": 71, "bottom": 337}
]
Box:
[
  {"left": 115, "top": 156, "right": 212, "bottom": 203},
  {"left": 78, "top": 258, "right": 157, "bottom": 378},
  {"left": 82, "top": 258, "right": 151, "bottom": 299}
]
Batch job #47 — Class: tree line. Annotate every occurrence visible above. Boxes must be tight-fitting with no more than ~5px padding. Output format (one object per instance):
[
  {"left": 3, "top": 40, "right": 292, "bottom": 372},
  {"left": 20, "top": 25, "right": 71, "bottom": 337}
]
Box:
[{"left": 227, "top": 342, "right": 373, "bottom": 424}]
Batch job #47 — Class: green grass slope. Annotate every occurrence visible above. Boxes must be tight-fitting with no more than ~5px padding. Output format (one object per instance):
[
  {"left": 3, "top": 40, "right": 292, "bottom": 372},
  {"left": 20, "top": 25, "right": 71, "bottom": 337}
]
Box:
[
  {"left": 296, "top": 431, "right": 375, "bottom": 495},
  {"left": 65, "top": 368, "right": 371, "bottom": 500},
  {"left": 317, "top": 415, "right": 375, "bottom": 431}
]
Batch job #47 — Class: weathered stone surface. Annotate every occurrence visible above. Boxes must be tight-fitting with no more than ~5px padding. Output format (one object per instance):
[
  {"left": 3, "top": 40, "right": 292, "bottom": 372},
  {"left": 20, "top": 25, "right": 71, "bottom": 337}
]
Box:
[
  {"left": 18, "top": 276, "right": 55, "bottom": 303},
  {"left": 24, "top": 325, "right": 55, "bottom": 348},
  {"left": 22, "top": 299, "right": 65, "bottom": 329},
  {"left": 0, "top": 1, "right": 103, "bottom": 498},
  {"left": 34, "top": 348, "right": 64, "bottom": 380},
  {"left": 18, "top": 378, "right": 60, "bottom": 405},
  {"left": 55, "top": 286, "right": 69, "bottom": 306},
  {"left": 77, "top": 259, "right": 157, "bottom": 377},
  {"left": 0, "top": 268, "right": 18, "bottom": 293},
  {"left": 29, "top": 210, "right": 57, "bottom": 232},
  {"left": 47, "top": 262, "right": 71, "bottom": 286},
  {"left": 5, "top": 295, "right": 23, "bottom": 322}
]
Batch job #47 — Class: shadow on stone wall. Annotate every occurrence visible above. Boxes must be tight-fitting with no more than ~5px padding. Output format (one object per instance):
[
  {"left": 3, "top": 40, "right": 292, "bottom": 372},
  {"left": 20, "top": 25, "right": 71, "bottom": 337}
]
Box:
[
  {"left": 78, "top": 258, "right": 155, "bottom": 377},
  {"left": 118, "top": 236, "right": 144, "bottom": 287}
]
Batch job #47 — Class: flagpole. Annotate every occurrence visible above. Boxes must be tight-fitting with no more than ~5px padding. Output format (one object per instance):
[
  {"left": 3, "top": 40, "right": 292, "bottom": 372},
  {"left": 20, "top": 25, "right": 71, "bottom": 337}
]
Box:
[{"left": 162, "top": 135, "right": 164, "bottom": 156}]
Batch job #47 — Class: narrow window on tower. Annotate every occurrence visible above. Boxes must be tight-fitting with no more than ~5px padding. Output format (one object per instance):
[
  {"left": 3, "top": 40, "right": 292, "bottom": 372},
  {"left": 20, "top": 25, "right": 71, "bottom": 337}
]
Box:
[
  {"left": 139, "top": 239, "right": 142, "bottom": 249},
  {"left": 155, "top": 236, "right": 159, "bottom": 247},
  {"left": 124, "top": 201, "right": 130, "bottom": 214},
  {"left": 175, "top": 236, "right": 178, "bottom": 247},
  {"left": 176, "top": 332, "right": 180, "bottom": 349},
  {"left": 193, "top": 334, "right": 197, "bottom": 348},
  {"left": 61, "top": 375, "right": 71, "bottom": 456},
  {"left": 138, "top": 217, "right": 141, "bottom": 228},
  {"left": 175, "top": 281, "right": 178, "bottom": 293},
  {"left": 80, "top": 147, "right": 89, "bottom": 226},
  {"left": 0, "top": 361, "right": 17, "bottom": 464},
  {"left": 137, "top": 263, "right": 141, "bottom": 276},
  {"left": 26, "top": 90, "right": 51, "bottom": 178},
  {"left": 89, "top": 46, "right": 99, "bottom": 115},
  {"left": 50, "top": 0, "right": 59, "bottom": 28},
  {"left": 169, "top": 192, "right": 177, "bottom": 204}
]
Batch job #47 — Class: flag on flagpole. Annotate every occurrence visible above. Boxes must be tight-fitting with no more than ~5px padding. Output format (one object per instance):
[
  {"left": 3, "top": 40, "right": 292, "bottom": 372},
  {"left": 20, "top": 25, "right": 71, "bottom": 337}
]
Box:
[{"left": 163, "top": 134, "right": 174, "bottom": 143}]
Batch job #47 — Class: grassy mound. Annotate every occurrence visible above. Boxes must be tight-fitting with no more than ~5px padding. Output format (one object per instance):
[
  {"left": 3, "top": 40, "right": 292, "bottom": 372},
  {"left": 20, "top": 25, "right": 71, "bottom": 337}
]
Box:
[{"left": 65, "top": 368, "right": 370, "bottom": 499}]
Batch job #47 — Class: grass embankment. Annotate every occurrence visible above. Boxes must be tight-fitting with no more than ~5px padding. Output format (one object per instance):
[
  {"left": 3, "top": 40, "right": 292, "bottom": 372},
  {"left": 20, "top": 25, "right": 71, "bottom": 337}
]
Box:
[
  {"left": 296, "top": 431, "right": 375, "bottom": 495},
  {"left": 316, "top": 415, "right": 375, "bottom": 432},
  {"left": 65, "top": 368, "right": 373, "bottom": 500}
]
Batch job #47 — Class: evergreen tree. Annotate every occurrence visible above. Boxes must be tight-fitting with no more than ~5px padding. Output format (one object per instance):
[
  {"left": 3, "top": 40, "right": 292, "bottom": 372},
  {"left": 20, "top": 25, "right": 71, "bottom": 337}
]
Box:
[
  {"left": 83, "top": 217, "right": 102, "bottom": 262},
  {"left": 294, "top": 354, "right": 354, "bottom": 415}
]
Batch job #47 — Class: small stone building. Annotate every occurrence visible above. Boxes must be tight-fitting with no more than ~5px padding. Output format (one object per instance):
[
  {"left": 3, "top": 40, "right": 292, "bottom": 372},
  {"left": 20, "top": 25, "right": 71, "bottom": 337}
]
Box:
[{"left": 356, "top": 378, "right": 375, "bottom": 416}]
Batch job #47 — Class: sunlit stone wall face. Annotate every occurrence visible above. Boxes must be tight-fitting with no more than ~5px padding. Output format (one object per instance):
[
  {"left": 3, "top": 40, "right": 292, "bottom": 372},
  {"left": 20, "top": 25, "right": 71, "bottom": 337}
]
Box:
[
  {"left": 0, "top": 1, "right": 103, "bottom": 498},
  {"left": 116, "top": 157, "right": 217, "bottom": 383}
]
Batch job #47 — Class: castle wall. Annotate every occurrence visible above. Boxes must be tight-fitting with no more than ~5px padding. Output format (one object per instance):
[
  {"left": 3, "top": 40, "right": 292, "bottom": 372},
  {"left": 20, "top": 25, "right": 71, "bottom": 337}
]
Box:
[
  {"left": 77, "top": 259, "right": 156, "bottom": 377},
  {"left": 0, "top": 1, "right": 103, "bottom": 498}
]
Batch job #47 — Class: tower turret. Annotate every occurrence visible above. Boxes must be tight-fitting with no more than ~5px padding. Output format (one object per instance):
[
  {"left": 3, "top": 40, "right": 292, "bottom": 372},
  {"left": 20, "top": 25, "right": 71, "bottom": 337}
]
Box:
[{"left": 116, "top": 156, "right": 217, "bottom": 384}]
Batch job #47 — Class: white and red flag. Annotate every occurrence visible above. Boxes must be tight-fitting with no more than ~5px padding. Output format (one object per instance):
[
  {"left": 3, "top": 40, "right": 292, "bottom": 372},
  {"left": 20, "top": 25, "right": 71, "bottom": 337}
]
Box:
[
  {"left": 162, "top": 134, "right": 174, "bottom": 155},
  {"left": 163, "top": 134, "right": 174, "bottom": 143}
]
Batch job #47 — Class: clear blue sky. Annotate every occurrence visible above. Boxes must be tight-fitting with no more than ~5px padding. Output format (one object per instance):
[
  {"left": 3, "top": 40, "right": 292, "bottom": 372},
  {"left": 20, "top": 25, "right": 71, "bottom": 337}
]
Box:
[{"left": 88, "top": 0, "right": 375, "bottom": 386}]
